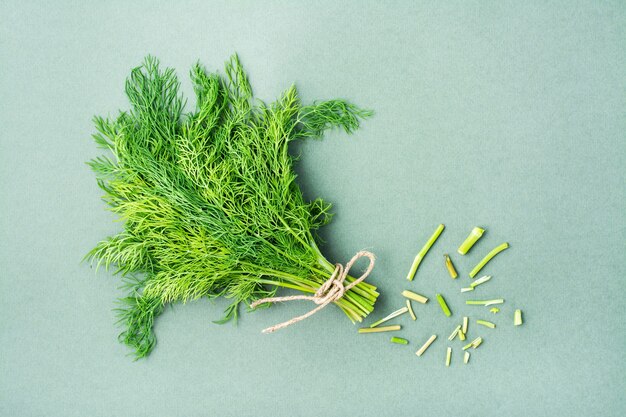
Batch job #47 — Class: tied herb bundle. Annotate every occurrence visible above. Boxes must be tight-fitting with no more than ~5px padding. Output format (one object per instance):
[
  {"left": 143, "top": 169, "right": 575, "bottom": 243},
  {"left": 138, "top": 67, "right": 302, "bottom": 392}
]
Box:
[{"left": 86, "top": 55, "right": 379, "bottom": 358}]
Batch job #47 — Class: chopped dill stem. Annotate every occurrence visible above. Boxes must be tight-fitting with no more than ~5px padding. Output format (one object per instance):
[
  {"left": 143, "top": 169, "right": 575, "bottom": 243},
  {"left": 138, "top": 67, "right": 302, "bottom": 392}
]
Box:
[
  {"left": 406, "top": 224, "right": 444, "bottom": 281},
  {"left": 469, "top": 243, "right": 509, "bottom": 278}
]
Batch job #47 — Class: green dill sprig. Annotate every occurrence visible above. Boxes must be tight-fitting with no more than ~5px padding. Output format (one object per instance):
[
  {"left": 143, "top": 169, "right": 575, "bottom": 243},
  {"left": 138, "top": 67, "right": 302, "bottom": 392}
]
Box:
[{"left": 86, "top": 55, "right": 378, "bottom": 358}]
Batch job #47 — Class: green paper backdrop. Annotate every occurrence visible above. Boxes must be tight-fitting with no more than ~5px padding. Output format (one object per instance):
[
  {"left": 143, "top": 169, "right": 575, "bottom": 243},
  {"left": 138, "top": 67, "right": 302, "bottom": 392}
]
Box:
[{"left": 1, "top": 1, "right": 624, "bottom": 416}]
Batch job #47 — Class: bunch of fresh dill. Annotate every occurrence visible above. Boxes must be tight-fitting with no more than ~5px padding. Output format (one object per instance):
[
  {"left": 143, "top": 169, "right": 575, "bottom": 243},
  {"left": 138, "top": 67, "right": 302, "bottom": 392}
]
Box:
[{"left": 86, "top": 55, "right": 379, "bottom": 358}]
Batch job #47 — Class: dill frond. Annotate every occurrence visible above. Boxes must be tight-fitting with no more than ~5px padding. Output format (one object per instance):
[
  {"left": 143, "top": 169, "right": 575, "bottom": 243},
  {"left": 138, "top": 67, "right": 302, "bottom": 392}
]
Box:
[{"left": 87, "top": 54, "right": 378, "bottom": 358}]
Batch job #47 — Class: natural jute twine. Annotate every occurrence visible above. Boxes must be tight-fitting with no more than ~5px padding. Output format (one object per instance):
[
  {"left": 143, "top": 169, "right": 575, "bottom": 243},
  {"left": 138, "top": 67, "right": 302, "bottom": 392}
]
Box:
[{"left": 250, "top": 250, "right": 376, "bottom": 333}]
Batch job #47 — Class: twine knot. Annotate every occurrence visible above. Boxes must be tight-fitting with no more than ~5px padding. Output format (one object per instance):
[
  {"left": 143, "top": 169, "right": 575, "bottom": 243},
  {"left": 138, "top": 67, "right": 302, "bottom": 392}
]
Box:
[{"left": 250, "top": 250, "right": 376, "bottom": 333}]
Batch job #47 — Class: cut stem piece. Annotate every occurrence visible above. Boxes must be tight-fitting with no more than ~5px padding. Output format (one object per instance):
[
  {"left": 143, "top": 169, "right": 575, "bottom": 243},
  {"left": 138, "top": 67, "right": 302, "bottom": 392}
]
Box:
[
  {"left": 470, "top": 275, "right": 492, "bottom": 288},
  {"left": 466, "top": 299, "right": 504, "bottom": 306},
  {"left": 458, "top": 227, "right": 485, "bottom": 255},
  {"left": 444, "top": 254, "right": 458, "bottom": 279},
  {"left": 461, "top": 287, "right": 474, "bottom": 293},
  {"left": 446, "top": 347, "right": 452, "bottom": 367},
  {"left": 464, "top": 351, "right": 470, "bottom": 364},
  {"left": 406, "top": 300, "right": 417, "bottom": 321},
  {"left": 462, "top": 316, "right": 468, "bottom": 334},
  {"left": 476, "top": 320, "right": 496, "bottom": 329},
  {"left": 402, "top": 290, "right": 428, "bottom": 304},
  {"left": 415, "top": 335, "right": 437, "bottom": 356},
  {"left": 358, "top": 325, "right": 401, "bottom": 334},
  {"left": 370, "top": 307, "right": 408, "bottom": 328},
  {"left": 458, "top": 329, "right": 466, "bottom": 341},
  {"left": 390, "top": 337, "right": 409, "bottom": 345},
  {"left": 514, "top": 309, "right": 523, "bottom": 326},
  {"left": 448, "top": 325, "right": 461, "bottom": 341},
  {"left": 472, "top": 337, "right": 483, "bottom": 348},
  {"left": 463, "top": 337, "right": 483, "bottom": 350},
  {"left": 406, "top": 224, "right": 445, "bottom": 281},
  {"left": 436, "top": 294, "right": 452, "bottom": 317},
  {"left": 469, "top": 242, "right": 509, "bottom": 278}
]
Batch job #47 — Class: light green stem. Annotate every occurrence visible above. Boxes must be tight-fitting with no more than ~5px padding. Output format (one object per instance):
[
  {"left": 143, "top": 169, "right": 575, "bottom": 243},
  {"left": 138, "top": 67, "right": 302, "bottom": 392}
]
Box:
[
  {"left": 436, "top": 293, "right": 452, "bottom": 317},
  {"left": 370, "top": 307, "right": 408, "bottom": 328},
  {"left": 249, "top": 258, "right": 377, "bottom": 320},
  {"left": 466, "top": 299, "right": 504, "bottom": 306},
  {"left": 407, "top": 224, "right": 445, "bottom": 281},
  {"left": 469, "top": 242, "right": 509, "bottom": 278},
  {"left": 257, "top": 279, "right": 360, "bottom": 321},
  {"left": 476, "top": 319, "right": 496, "bottom": 328},
  {"left": 458, "top": 227, "right": 484, "bottom": 255},
  {"left": 358, "top": 325, "right": 401, "bottom": 333},
  {"left": 390, "top": 336, "right": 409, "bottom": 345}
]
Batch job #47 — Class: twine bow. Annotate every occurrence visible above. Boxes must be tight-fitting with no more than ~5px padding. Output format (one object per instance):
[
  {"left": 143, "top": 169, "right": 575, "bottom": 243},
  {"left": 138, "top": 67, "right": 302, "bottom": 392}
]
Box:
[{"left": 250, "top": 250, "right": 376, "bottom": 333}]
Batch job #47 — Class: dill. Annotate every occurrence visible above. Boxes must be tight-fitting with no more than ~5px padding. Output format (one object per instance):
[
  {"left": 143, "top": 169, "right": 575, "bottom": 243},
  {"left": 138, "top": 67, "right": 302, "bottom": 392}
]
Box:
[{"left": 86, "top": 55, "right": 378, "bottom": 358}]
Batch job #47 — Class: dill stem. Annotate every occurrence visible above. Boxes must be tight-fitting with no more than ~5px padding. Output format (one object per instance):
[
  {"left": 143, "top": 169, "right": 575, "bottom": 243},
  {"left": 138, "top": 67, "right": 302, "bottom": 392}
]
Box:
[
  {"left": 256, "top": 234, "right": 377, "bottom": 305},
  {"left": 256, "top": 279, "right": 313, "bottom": 293},
  {"left": 265, "top": 209, "right": 378, "bottom": 310},
  {"left": 273, "top": 210, "right": 312, "bottom": 250},
  {"left": 252, "top": 237, "right": 377, "bottom": 314},
  {"left": 309, "top": 235, "right": 378, "bottom": 291},
  {"left": 469, "top": 242, "right": 509, "bottom": 278},
  {"left": 309, "top": 238, "right": 379, "bottom": 298},
  {"left": 257, "top": 279, "right": 363, "bottom": 321},
  {"left": 276, "top": 267, "right": 374, "bottom": 314},
  {"left": 407, "top": 224, "right": 445, "bottom": 281},
  {"left": 252, "top": 264, "right": 375, "bottom": 317}
]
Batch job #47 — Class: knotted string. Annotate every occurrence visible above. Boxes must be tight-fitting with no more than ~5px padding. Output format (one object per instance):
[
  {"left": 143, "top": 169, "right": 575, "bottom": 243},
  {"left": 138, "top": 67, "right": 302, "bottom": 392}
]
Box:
[{"left": 250, "top": 250, "right": 376, "bottom": 333}]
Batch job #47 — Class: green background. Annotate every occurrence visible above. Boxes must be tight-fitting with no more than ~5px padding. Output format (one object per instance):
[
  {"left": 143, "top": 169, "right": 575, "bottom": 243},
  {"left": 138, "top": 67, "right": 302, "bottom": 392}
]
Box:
[{"left": 1, "top": 1, "right": 624, "bottom": 416}]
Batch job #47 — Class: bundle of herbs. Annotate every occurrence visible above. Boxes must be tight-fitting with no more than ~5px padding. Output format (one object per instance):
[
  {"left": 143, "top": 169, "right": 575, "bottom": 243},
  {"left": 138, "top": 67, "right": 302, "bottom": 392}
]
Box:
[{"left": 86, "top": 55, "right": 379, "bottom": 358}]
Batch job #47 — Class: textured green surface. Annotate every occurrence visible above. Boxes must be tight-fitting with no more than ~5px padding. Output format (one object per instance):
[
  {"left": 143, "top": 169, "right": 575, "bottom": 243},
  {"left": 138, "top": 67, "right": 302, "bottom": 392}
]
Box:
[{"left": 1, "top": 1, "right": 624, "bottom": 416}]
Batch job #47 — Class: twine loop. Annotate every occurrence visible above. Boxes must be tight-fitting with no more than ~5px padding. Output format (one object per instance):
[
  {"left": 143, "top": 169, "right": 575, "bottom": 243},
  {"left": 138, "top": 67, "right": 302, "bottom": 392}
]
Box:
[{"left": 250, "top": 250, "right": 375, "bottom": 333}]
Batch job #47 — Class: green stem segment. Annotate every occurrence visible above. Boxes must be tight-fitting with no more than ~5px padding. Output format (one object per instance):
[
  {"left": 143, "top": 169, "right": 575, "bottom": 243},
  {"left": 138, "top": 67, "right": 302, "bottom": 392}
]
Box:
[
  {"left": 406, "top": 300, "right": 417, "bottom": 321},
  {"left": 402, "top": 290, "right": 428, "bottom": 304},
  {"left": 448, "top": 325, "right": 461, "bottom": 340},
  {"left": 370, "top": 307, "right": 408, "bottom": 328},
  {"left": 476, "top": 319, "right": 496, "bottom": 329},
  {"left": 469, "top": 242, "right": 509, "bottom": 278},
  {"left": 458, "top": 227, "right": 485, "bottom": 255},
  {"left": 390, "top": 336, "right": 409, "bottom": 345},
  {"left": 436, "top": 293, "right": 452, "bottom": 317},
  {"left": 358, "top": 325, "right": 401, "bottom": 334},
  {"left": 444, "top": 254, "right": 458, "bottom": 279},
  {"left": 463, "top": 337, "right": 483, "bottom": 350},
  {"left": 406, "top": 224, "right": 445, "bottom": 281},
  {"left": 470, "top": 275, "right": 492, "bottom": 287},
  {"left": 466, "top": 299, "right": 504, "bottom": 306},
  {"left": 416, "top": 334, "right": 437, "bottom": 356}
]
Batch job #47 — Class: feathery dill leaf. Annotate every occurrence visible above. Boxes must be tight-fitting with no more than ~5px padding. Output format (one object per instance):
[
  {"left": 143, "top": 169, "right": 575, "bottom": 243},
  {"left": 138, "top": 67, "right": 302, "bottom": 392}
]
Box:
[{"left": 86, "top": 54, "right": 378, "bottom": 359}]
